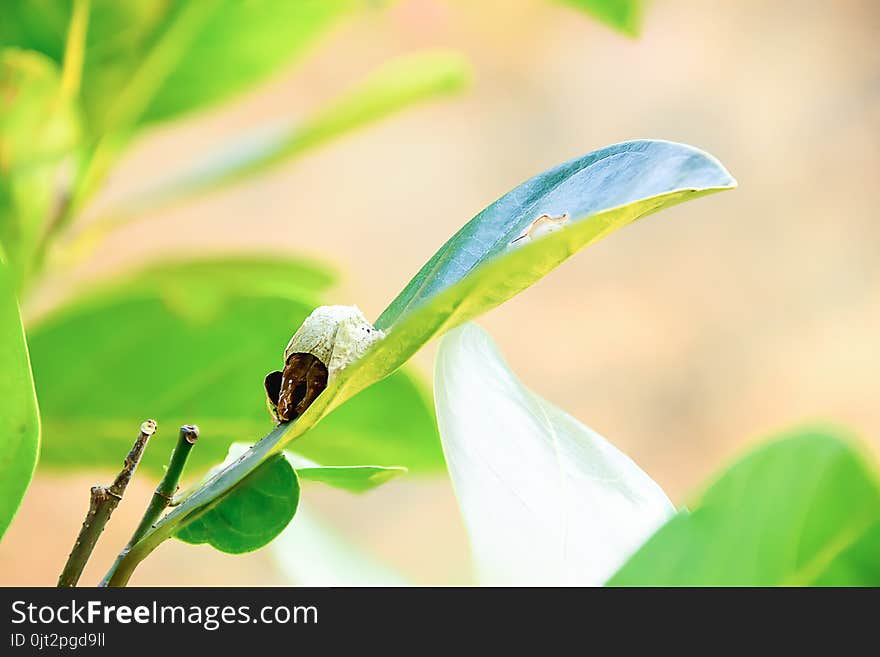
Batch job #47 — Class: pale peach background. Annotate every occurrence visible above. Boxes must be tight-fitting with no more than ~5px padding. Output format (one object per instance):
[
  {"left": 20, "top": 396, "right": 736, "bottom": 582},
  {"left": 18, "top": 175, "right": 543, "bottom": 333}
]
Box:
[{"left": 2, "top": 0, "right": 879, "bottom": 585}]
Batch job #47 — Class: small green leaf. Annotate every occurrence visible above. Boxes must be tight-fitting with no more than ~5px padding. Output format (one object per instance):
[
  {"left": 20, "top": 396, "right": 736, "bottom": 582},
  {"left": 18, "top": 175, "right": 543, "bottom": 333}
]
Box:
[
  {"left": 28, "top": 256, "right": 443, "bottom": 474},
  {"left": 219, "top": 443, "right": 406, "bottom": 495},
  {"left": 608, "top": 427, "right": 880, "bottom": 586},
  {"left": 0, "top": 256, "right": 40, "bottom": 539},
  {"left": 557, "top": 0, "right": 644, "bottom": 36},
  {"left": 108, "top": 140, "right": 735, "bottom": 583},
  {"left": 290, "top": 455, "right": 407, "bottom": 494},
  {"left": 175, "top": 453, "right": 299, "bottom": 554}
]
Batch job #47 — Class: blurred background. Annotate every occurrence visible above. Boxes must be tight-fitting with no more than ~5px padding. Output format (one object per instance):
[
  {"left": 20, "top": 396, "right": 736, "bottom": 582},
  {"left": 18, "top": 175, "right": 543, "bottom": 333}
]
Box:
[{"left": 2, "top": 0, "right": 879, "bottom": 585}]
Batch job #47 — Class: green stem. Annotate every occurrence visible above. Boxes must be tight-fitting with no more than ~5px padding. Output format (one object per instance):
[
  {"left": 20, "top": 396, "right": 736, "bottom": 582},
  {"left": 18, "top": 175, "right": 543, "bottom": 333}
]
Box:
[
  {"left": 60, "top": 0, "right": 90, "bottom": 98},
  {"left": 99, "top": 424, "right": 199, "bottom": 587},
  {"left": 132, "top": 424, "right": 199, "bottom": 543},
  {"left": 57, "top": 419, "right": 156, "bottom": 587}
]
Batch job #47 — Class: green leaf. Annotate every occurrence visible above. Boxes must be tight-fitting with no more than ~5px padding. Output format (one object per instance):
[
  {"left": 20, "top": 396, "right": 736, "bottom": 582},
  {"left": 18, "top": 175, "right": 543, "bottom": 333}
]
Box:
[
  {"left": 106, "top": 140, "right": 735, "bottom": 584},
  {"left": 290, "top": 454, "right": 406, "bottom": 494},
  {"left": 93, "top": 50, "right": 472, "bottom": 222},
  {"left": 0, "top": 1, "right": 355, "bottom": 130},
  {"left": 27, "top": 256, "right": 443, "bottom": 475},
  {"left": 810, "top": 524, "right": 880, "bottom": 586},
  {"left": 0, "top": 48, "right": 80, "bottom": 288},
  {"left": 608, "top": 427, "right": 880, "bottom": 586},
  {"left": 141, "top": 0, "right": 355, "bottom": 125},
  {"left": 211, "top": 442, "right": 406, "bottom": 494},
  {"left": 557, "top": 0, "right": 645, "bottom": 36},
  {"left": 375, "top": 140, "right": 733, "bottom": 331},
  {"left": 174, "top": 453, "right": 299, "bottom": 554},
  {"left": 0, "top": 256, "right": 40, "bottom": 539}
]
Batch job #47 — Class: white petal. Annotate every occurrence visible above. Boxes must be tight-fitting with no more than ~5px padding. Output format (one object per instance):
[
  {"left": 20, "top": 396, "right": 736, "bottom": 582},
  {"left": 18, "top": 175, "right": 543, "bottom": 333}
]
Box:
[{"left": 434, "top": 323, "right": 675, "bottom": 586}]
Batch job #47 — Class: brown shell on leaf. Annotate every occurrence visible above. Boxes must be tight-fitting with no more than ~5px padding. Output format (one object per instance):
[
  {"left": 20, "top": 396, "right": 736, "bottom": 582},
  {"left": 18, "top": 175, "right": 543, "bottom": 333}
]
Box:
[{"left": 264, "top": 354, "right": 328, "bottom": 423}]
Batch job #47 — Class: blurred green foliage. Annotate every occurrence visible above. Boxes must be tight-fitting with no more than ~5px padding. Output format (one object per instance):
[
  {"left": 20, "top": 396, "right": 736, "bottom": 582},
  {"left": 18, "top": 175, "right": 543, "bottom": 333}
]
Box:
[
  {"left": 609, "top": 427, "right": 880, "bottom": 586},
  {"left": 88, "top": 49, "right": 472, "bottom": 229},
  {"left": 0, "top": 49, "right": 79, "bottom": 288},
  {"left": 0, "top": 0, "right": 648, "bottom": 511},
  {"left": 0, "top": 0, "right": 353, "bottom": 130},
  {"left": 0, "top": 0, "right": 470, "bottom": 499},
  {"left": 28, "top": 257, "right": 443, "bottom": 476},
  {"left": 559, "top": 0, "right": 644, "bottom": 36}
]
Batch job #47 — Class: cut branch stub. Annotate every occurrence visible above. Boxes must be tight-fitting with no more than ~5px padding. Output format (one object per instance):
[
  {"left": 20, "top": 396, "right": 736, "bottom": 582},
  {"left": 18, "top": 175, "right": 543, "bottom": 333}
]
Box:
[{"left": 57, "top": 419, "right": 157, "bottom": 587}]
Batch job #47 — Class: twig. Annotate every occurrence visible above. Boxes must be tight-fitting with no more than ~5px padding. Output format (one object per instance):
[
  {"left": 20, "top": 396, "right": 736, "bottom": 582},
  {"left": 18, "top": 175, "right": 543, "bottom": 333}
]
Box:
[
  {"left": 99, "top": 424, "right": 199, "bottom": 587},
  {"left": 104, "top": 422, "right": 286, "bottom": 587},
  {"left": 57, "top": 419, "right": 157, "bottom": 587}
]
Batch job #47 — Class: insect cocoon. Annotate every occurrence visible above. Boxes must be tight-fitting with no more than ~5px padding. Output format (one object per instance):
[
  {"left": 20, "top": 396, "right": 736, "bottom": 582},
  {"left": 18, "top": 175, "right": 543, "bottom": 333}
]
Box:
[
  {"left": 267, "top": 305, "right": 384, "bottom": 423},
  {"left": 507, "top": 213, "right": 570, "bottom": 250},
  {"left": 284, "top": 305, "right": 385, "bottom": 380}
]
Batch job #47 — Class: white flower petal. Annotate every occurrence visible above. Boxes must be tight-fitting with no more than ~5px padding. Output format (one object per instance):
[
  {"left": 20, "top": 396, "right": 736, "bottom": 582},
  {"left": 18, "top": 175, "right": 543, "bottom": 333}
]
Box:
[{"left": 434, "top": 323, "right": 675, "bottom": 586}]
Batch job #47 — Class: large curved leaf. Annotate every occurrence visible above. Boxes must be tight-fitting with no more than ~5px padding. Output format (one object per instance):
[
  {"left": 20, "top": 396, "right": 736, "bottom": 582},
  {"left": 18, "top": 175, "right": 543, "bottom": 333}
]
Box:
[
  {"left": 105, "top": 140, "right": 735, "bottom": 583},
  {"left": 0, "top": 257, "right": 40, "bottom": 539},
  {"left": 608, "top": 428, "right": 880, "bottom": 586},
  {"left": 28, "top": 256, "right": 442, "bottom": 475},
  {"left": 315, "top": 142, "right": 734, "bottom": 417},
  {"left": 435, "top": 323, "right": 673, "bottom": 585}
]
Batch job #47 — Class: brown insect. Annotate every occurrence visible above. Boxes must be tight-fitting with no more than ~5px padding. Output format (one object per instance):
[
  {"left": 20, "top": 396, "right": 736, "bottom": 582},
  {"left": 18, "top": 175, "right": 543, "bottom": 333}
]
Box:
[{"left": 264, "top": 353, "right": 328, "bottom": 423}]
